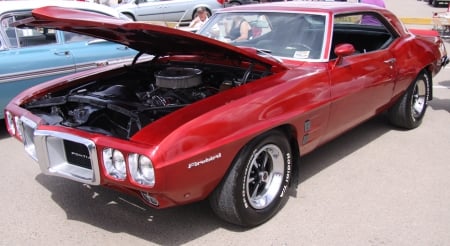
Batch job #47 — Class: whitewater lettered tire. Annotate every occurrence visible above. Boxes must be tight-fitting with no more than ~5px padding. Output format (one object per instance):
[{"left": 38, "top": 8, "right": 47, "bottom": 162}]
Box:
[
  {"left": 209, "top": 130, "right": 293, "bottom": 227},
  {"left": 388, "top": 71, "right": 430, "bottom": 129}
]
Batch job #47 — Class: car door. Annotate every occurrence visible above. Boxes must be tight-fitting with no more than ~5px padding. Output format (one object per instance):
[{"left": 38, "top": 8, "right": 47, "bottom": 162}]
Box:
[
  {"left": 323, "top": 13, "right": 397, "bottom": 142},
  {"left": 158, "top": 0, "right": 193, "bottom": 22},
  {"left": 0, "top": 14, "right": 76, "bottom": 113},
  {"left": 60, "top": 32, "right": 137, "bottom": 72},
  {"left": 132, "top": 0, "right": 168, "bottom": 21}
]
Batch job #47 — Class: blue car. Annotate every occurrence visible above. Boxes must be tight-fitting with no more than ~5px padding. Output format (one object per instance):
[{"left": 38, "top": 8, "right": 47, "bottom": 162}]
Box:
[{"left": 0, "top": 1, "right": 138, "bottom": 118}]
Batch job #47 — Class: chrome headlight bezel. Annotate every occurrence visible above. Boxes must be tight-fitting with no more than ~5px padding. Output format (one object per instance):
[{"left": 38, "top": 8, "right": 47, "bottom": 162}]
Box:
[
  {"left": 128, "top": 153, "right": 155, "bottom": 187},
  {"left": 102, "top": 148, "right": 127, "bottom": 180}
]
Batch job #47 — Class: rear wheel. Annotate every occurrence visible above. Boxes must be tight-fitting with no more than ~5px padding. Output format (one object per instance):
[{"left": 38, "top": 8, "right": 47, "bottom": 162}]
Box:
[
  {"left": 209, "top": 130, "right": 293, "bottom": 227},
  {"left": 388, "top": 71, "right": 430, "bottom": 129}
]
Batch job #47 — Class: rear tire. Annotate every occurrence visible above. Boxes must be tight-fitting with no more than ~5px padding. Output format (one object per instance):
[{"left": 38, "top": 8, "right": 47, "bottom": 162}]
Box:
[
  {"left": 388, "top": 71, "right": 430, "bottom": 129},
  {"left": 209, "top": 130, "right": 293, "bottom": 227}
]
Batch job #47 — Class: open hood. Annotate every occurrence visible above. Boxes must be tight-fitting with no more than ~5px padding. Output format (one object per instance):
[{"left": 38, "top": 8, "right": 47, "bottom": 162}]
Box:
[{"left": 20, "top": 6, "right": 287, "bottom": 70}]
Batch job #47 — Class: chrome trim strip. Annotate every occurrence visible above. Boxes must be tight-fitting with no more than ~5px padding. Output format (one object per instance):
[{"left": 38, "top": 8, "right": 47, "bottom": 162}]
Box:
[
  {"left": 34, "top": 130, "right": 101, "bottom": 185},
  {"left": 0, "top": 65, "right": 74, "bottom": 84},
  {"left": 74, "top": 56, "right": 136, "bottom": 72},
  {"left": 0, "top": 57, "right": 134, "bottom": 83}
]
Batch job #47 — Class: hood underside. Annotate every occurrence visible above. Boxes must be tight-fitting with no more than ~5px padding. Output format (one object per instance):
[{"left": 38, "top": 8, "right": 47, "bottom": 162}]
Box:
[{"left": 18, "top": 6, "right": 286, "bottom": 70}]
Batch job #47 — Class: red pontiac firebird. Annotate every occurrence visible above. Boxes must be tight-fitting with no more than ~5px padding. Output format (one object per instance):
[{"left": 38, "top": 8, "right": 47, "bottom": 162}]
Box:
[{"left": 4, "top": 2, "right": 448, "bottom": 227}]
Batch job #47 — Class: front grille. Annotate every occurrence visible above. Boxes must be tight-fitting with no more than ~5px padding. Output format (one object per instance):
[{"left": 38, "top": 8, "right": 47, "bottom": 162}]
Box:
[
  {"left": 63, "top": 139, "right": 92, "bottom": 170},
  {"left": 33, "top": 129, "right": 101, "bottom": 185}
]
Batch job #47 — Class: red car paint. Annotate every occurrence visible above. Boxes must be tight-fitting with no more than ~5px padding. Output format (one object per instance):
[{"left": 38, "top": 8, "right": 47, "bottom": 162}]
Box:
[{"left": 4, "top": 2, "right": 448, "bottom": 224}]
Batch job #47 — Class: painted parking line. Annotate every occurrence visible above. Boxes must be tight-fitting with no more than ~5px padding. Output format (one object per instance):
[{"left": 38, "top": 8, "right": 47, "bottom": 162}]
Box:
[
  {"left": 400, "top": 17, "right": 433, "bottom": 25},
  {"left": 434, "top": 85, "right": 449, "bottom": 89}
]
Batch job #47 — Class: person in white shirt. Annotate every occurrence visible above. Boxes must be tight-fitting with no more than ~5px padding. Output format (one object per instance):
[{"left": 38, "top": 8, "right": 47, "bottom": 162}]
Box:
[{"left": 189, "top": 7, "right": 209, "bottom": 29}]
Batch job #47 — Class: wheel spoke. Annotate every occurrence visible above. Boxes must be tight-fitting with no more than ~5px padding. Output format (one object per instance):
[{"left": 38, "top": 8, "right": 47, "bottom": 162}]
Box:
[
  {"left": 245, "top": 144, "right": 285, "bottom": 210},
  {"left": 251, "top": 183, "right": 260, "bottom": 198}
]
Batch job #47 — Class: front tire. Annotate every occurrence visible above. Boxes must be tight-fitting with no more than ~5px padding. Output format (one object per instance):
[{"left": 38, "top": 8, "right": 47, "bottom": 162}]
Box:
[
  {"left": 388, "top": 71, "right": 430, "bottom": 129},
  {"left": 209, "top": 130, "right": 293, "bottom": 227}
]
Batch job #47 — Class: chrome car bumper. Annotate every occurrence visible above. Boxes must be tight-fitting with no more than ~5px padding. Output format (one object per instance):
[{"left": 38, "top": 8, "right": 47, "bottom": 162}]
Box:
[{"left": 21, "top": 117, "right": 101, "bottom": 185}]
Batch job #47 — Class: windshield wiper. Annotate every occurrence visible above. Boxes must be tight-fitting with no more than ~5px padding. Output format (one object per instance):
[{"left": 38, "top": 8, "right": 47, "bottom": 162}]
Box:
[{"left": 256, "top": 48, "right": 282, "bottom": 63}]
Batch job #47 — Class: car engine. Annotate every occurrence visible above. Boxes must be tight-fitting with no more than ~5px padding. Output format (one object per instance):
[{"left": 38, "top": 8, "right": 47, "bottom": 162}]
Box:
[{"left": 24, "top": 63, "right": 267, "bottom": 139}]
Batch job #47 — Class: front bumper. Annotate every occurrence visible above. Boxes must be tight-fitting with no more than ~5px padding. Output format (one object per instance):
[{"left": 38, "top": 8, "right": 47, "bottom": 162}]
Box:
[{"left": 21, "top": 118, "right": 101, "bottom": 185}]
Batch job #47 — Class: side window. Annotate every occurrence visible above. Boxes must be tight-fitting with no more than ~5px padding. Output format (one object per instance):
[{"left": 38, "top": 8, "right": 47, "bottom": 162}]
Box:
[
  {"left": 63, "top": 32, "right": 95, "bottom": 43},
  {"left": 1, "top": 13, "right": 58, "bottom": 48},
  {"left": 331, "top": 12, "right": 395, "bottom": 58}
]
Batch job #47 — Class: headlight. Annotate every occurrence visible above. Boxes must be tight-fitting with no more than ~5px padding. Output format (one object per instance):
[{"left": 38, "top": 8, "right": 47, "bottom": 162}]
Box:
[
  {"left": 5, "top": 111, "right": 16, "bottom": 136},
  {"left": 128, "top": 154, "right": 155, "bottom": 187},
  {"left": 102, "top": 148, "right": 126, "bottom": 180}
]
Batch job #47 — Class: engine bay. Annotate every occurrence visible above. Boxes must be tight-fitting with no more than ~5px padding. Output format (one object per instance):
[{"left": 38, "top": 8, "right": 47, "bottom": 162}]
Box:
[{"left": 23, "top": 61, "right": 270, "bottom": 139}]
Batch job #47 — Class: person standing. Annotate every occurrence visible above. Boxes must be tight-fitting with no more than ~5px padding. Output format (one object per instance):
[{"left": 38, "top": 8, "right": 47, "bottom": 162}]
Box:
[
  {"left": 189, "top": 7, "right": 209, "bottom": 29},
  {"left": 360, "top": 0, "right": 386, "bottom": 25}
]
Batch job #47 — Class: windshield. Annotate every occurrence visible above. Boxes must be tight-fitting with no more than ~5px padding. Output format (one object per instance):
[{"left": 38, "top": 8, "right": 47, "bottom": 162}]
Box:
[{"left": 197, "top": 12, "right": 327, "bottom": 60}]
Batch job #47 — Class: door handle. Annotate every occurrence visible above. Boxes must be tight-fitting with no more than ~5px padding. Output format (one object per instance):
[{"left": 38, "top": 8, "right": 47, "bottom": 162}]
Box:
[
  {"left": 116, "top": 46, "right": 129, "bottom": 51},
  {"left": 384, "top": 58, "right": 396, "bottom": 64},
  {"left": 384, "top": 58, "right": 396, "bottom": 69},
  {"left": 54, "top": 51, "right": 70, "bottom": 56}
]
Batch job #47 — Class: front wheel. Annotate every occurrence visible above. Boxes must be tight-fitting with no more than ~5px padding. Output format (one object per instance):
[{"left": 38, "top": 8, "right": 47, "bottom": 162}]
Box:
[
  {"left": 209, "top": 130, "right": 293, "bottom": 227},
  {"left": 388, "top": 71, "right": 430, "bottom": 129}
]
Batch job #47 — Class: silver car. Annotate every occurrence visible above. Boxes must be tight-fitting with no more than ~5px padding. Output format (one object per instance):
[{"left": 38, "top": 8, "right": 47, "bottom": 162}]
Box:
[{"left": 115, "top": 0, "right": 223, "bottom": 23}]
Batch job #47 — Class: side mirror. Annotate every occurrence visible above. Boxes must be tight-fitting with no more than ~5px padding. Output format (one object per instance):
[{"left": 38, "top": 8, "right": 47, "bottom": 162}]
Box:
[
  {"left": 334, "top": 43, "right": 355, "bottom": 57},
  {"left": 332, "top": 43, "right": 355, "bottom": 68}
]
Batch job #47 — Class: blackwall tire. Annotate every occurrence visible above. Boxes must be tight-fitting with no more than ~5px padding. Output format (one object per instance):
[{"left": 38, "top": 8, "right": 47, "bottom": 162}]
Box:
[
  {"left": 388, "top": 71, "right": 430, "bottom": 129},
  {"left": 209, "top": 130, "right": 293, "bottom": 227}
]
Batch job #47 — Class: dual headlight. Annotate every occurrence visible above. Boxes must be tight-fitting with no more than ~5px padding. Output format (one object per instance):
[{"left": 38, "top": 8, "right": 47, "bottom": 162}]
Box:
[{"left": 102, "top": 148, "right": 155, "bottom": 187}]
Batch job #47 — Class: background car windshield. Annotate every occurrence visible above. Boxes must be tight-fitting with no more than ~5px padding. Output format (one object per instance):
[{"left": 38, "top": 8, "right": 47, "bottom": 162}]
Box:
[
  {"left": 2, "top": 13, "right": 57, "bottom": 48},
  {"left": 198, "top": 12, "right": 326, "bottom": 60},
  {"left": 1, "top": 12, "right": 96, "bottom": 48}
]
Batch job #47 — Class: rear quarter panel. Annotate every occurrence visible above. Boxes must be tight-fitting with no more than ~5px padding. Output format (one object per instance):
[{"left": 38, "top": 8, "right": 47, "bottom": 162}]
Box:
[{"left": 389, "top": 33, "right": 440, "bottom": 100}]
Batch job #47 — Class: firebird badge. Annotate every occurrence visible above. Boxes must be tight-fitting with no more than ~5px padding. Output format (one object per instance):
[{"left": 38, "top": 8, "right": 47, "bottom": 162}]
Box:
[{"left": 187, "top": 153, "right": 222, "bottom": 169}]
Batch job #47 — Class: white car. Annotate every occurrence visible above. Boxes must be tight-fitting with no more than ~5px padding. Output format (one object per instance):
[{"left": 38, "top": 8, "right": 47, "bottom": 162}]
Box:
[{"left": 115, "top": 0, "right": 223, "bottom": 23}]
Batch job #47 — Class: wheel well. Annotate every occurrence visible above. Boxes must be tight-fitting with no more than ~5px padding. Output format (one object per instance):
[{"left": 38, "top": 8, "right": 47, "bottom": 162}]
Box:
[
  {"left": 274, "top": 125, "right": 300, "bottom": 188},
  {"left": 122, "top": 12, "right": 135, "bottom": 21},
  {"left": 423, "top": 67, "right": 433, "bottom": 100}
]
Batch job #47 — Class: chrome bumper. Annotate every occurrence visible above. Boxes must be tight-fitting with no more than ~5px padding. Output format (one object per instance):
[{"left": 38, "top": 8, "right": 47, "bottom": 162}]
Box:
[{"left": 21, "top": 117, "right": 101, "bottom": 185}]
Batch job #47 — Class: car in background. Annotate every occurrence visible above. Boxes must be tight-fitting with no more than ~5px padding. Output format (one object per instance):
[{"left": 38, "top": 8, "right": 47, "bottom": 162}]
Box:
[
  {"left": 425, "top": 0, "right": 450, "bottom": 7},
  {"left": 0, "top": 0, "right": 138, "bottom": 118},
  {"left": 115, "top": 0, "right": 223, "bottom": 23},
  {"left": 223, "top": 0, "right": 258, "bottom": 7},
  {"left": 4, "top": 2, "right": 448, "bottom": 227}
]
